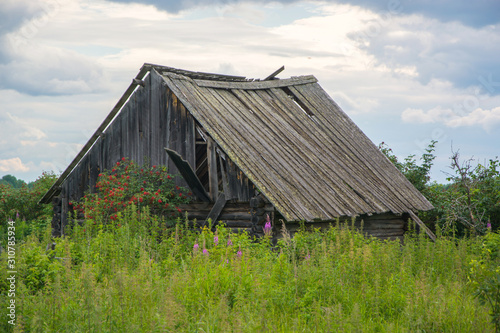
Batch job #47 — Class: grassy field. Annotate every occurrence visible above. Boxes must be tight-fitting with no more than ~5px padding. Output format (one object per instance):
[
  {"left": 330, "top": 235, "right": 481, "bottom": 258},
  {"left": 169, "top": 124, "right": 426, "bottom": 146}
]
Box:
[{"left": 0, "top": 210, "right": 495, "bottom": 332}]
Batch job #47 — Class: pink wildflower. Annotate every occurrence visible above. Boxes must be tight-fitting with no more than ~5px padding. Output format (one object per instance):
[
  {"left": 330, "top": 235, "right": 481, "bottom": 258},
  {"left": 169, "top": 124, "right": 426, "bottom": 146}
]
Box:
[{"left": 263, "top": 214, "right": 272, "bottom": 236}]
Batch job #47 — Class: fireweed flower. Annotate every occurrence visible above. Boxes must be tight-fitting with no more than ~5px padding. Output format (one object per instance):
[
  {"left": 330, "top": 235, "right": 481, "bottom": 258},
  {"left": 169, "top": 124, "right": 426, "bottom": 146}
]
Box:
[
  {"left": 227, "top": 238, "right": 233, "bottom": 246},
  {"left": 263, "top": 214, "right": 272, "bottom": 236},
  {"left": 237, "top": 250, "right": 242, "bottom": 258},
  {"left": 487, "top": 222, "right": 492, "bottom": 231},
  {"left": 193, "top": 243, "right": 199, "bottom": 252},
  {"left": 203, "top": 248, "right": 209, "bottom": 255},
  {"left": 214, "top": 235, "right": 219, "bottom": 246}
]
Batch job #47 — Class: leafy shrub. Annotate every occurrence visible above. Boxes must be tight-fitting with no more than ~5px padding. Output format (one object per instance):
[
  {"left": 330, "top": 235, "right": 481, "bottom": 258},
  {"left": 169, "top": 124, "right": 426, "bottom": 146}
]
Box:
[
  {"left": 0, "top": 172, "right": 56, "bottom": 244},
  {"left": 74, "top": 157, "right": 191, "bottom": 224},
  {"left": 379, "top": 141, "right": 500, "bottom": 235},
  {"left": 470, "top": 231, "right": 500, "bottom": 331},
  {"left": 0, "top": 171, "right": 56, "bottom": 223}
]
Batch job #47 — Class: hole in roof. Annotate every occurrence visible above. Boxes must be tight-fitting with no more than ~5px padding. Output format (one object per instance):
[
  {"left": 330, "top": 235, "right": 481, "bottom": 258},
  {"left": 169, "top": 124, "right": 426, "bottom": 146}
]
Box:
[{"left": 281, "top": 87, "right": 315, "bottom": 118}]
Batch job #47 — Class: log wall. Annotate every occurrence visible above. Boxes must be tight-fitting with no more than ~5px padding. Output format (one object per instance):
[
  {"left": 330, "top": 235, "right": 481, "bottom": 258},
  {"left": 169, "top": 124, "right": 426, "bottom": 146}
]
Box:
[{"left": 277, "top": 212, "right": 407, "bottom": 241}]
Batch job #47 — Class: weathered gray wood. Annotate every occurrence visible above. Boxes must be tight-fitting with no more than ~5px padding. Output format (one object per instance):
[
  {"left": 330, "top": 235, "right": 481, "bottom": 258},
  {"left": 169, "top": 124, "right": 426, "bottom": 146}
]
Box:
[
  {"left": 150, "top": 71, "right": 162, "bottom": 165},
  {"left": 165, "top": 148, "right": 211, "bottom": 202},
  {"left": 88, "top": 139, "right": 101, "bottom": 194},
  {"left": 185, "top": 105, "right": 196, "bottom": 170},
  {"left": 207, "top": 137, "right": 218, "bottom": 201},
  {"left": 206, "top": 193, "right": 227, "bottom": 223},
  {"left": 60, "top": 185, "right": 68, "bottom": 235},
  {"left": 193, "top": 75, "right": 317, "bottom": 90},
  {"left": 250, "top": 195, "right": 267, "bottom": 208},
  {"left": 139, "top": 75, "right": 151, "bottom": 166},
  {"left": 179, "top": 202, "right": 250, "bottom": 211},
  {"left": 120, "top": 98, "right": 130, "bottom": 161},
  {"left": 264, "top": 65, "right": 285, "bottom": 81},
  {"left": 219, "top": 154, "right": 232, "bottom": 200},
  {"left": 128, "top": 92, "right": 139, "bottom": 163},
  {"left": 261, "top": 87, "right": 375, "bottom": 215},
  {"left": 192, "top": 83, "right": 304, "bottom": 218},
  {"left": 39, "top": 65, "right": 152, "bottom": 204}
]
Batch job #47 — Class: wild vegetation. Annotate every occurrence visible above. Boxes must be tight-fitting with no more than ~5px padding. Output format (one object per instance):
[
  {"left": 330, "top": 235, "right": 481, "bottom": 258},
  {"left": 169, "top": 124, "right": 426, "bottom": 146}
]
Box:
[
  {"left": 0, "top": 144, "right": 499, "bottom": 332},
  {"left": 0, "top": 211, "right": 496, "bottom": 332},
  {"left": 379, "top": 141, "right": 500, "bottom": 236}
]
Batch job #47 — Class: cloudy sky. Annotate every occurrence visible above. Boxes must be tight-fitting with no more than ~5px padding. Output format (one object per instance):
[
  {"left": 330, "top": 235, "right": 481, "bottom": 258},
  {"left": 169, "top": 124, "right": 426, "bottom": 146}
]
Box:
[{"left": 1, "top": 0, "right": 499, "bottom": 184}]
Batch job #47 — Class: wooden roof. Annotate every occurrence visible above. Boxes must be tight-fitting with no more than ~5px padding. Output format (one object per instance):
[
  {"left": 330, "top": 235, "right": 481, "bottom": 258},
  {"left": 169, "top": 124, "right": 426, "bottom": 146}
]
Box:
[{"left": 158, "top": 69, "right": 433, "bottom": 221}]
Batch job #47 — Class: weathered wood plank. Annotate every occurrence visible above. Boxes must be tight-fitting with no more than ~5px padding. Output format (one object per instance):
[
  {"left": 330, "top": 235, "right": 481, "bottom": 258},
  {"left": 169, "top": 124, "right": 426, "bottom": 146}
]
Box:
[
  {"left": 60, "top": 184, "right": 68, "bottom": 235},
  {"left": 179, "top": 202, "right": 250, "bottom": 211},
  {"left": 207, "top": 137, "right": 218, "bottom": 201},
  {"left": 150, "top": 71, "right": 162, "bottom": 166},
  {"left": 88, "top": 139, "right": 101, "bottom": 194},
  {"left": 206, "top": 193, "right": 227, "bottom": 223},
  {"left": 128, "top": 91, "right": 139, "bottom": 163},
  {"left": 138, "top": 75, "right": 151, "bottom": 166},
  {"left": 185, "top": 106, "right": 196, "bottom": 170},
  {"left": 165, "top": 148, "right": 211, "bottom": 202},
  {"left": 187, "top": 212, "right": 252, "bottom": 220},
  {"left": 219, "top": 154, "right": 232, "bottom": 200},
  {"left": 193, "top": 75, "right": 317, "bottom": 90}
]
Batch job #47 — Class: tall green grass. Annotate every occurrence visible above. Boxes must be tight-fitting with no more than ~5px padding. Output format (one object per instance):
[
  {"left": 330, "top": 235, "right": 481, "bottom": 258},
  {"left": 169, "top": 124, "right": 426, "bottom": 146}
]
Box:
[{"left": 0, "top": 210, "right": 494, "bottom": 332}]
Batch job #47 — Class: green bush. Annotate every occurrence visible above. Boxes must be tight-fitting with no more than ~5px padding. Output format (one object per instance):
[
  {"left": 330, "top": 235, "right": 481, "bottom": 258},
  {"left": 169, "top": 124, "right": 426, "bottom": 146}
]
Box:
[
  {"left": 75, "top": 157, "right": 191, "bottom": 225},
  {"left": 0, "top": 172, "right": 56, "bottom": 244},
  {"left": 470, "top": 231, "right": 500, "bottom": 331},
  {"left": 379, "top": 141, "right": 500, "bottom": 235}
]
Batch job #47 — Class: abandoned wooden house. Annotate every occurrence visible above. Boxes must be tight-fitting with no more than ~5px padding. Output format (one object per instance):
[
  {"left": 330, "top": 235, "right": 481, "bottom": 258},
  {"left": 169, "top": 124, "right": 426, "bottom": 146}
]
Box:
[{"left": 40, "top": 63, "right": 435, "bottom": 241}]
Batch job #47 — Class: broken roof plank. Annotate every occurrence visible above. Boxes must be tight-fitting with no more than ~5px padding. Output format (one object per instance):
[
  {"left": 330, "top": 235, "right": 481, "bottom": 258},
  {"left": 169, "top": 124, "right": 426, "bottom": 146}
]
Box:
[
  {"left": 264, "top": 65, "right": 285, "bottom": 81},
  {"left": 193, "top": 75, "right": 317, "bottom": 90}
]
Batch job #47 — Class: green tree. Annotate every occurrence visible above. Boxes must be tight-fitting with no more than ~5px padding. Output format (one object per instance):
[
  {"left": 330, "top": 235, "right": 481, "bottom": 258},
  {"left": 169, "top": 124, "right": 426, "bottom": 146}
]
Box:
[
  {"left": 0, "top": 171, "right": 57, "bottom": 223},
  {"left": 379, "top": 141, "right": 500, "bottom": 235},
  {"left": 0, "top": 174, "right": 27, "bottom": 188},
  {"left": 378, "top": 140, "right": 436, "bottom": 192}
]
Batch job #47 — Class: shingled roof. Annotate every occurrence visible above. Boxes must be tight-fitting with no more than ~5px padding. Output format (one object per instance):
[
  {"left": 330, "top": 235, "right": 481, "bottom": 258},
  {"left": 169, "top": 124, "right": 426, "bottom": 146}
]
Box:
[
  {"left": 41, "top": 63, "right": 433, "bottom": 223},
  {"left": 156, "top": 68, "right": 433, "bottom": 222}
]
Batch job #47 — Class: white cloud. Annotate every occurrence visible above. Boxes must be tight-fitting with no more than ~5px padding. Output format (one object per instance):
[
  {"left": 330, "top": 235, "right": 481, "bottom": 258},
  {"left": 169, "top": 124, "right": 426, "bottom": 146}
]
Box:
[
  {"left": 4, "top": 112, "right": 47, "bottom": 140},
  {"left": 0, "top": 157, "right": 30, "bottom": 172},
  {"left": 354, "top": 14, "right": 500, "bottom": 91},
  {"left": 402, "top": 106, "right": 500, "bottom": 131},
  {"left": 0, "top": 0, "right": 498, "bottom": 185}
]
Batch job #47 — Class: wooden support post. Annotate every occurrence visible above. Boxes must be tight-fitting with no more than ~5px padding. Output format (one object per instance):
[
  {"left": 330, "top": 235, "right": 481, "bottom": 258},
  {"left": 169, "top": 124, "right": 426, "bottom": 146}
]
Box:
[
  {"left": 165, "top": 148, "right": 211, "bottom": 202},
  {"left": 206, "top": 193, "right": 227, "bottom": 225},
  {"left": 219, "top": 154, "right": 233, "bottom": 201},
  {"left": 408, "top": 211, "right": 436, "bottom": 242},
  {"left": 207, "top": 138, "right": 218, "bottom": 201}
]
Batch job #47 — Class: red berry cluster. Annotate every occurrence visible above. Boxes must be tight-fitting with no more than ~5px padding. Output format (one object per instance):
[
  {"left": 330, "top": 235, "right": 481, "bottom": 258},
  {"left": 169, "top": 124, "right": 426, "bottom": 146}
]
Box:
[{"left": 73, "top": 157, "right": 191, "bottom": 222}]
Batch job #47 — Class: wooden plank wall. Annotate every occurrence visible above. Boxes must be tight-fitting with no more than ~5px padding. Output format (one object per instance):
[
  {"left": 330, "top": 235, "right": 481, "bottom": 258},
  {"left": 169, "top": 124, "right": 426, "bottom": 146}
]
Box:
[{"left": 56, "top": 70, "right": 197, "bottom": 233}]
